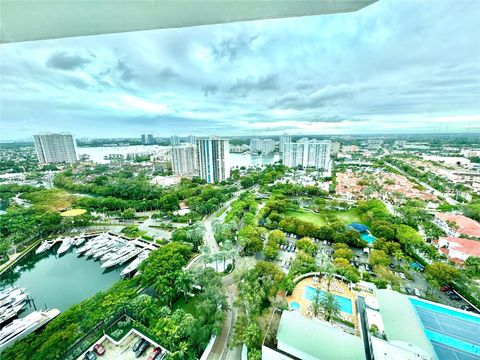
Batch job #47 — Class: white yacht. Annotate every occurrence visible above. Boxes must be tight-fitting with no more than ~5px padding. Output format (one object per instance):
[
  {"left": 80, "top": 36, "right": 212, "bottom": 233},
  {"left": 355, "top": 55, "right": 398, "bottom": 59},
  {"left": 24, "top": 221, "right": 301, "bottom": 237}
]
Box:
[
  {"left": 101, "top": 246, "right": 139, "bottom": 268},
  {"left": 0, "top": 309, "right": 60, "bottom": 351},
  {"left": 121, "top": 251, "right": 150, "bottom": 276},
  {"left": 74, "top": 236, "right": 86, "bottom": 247},
  {"left": 77, "top": 235, "right": 104, "bottom": 255},
  {"left": 57, "top": 237, "right": 75, "bottom": 255},
  {"left": 0, "top": 291, "right": 26, "bottom": 308},
  {"left": 35, "top": 241, "right": 52, "bottom": 254},
  {"left": 0, "top": 288, "right": 19, "bottom": 301},
  {"left": 92, "top": 241, "right": 122, "bottom": 260}
]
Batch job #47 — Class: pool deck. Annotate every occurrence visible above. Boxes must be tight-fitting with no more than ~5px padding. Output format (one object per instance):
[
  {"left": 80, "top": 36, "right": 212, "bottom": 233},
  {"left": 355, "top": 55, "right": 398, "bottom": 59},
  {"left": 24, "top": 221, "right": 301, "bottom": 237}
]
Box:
[{"left": 287, "top": 277, "right": 361, "bottom": 329}]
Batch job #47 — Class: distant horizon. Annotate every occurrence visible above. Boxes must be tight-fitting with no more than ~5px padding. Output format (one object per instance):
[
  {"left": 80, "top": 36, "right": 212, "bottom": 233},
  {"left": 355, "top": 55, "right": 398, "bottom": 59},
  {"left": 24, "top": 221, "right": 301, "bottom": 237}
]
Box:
[{"left": 2, "top": 131, "right": 480, "bottom": 144}]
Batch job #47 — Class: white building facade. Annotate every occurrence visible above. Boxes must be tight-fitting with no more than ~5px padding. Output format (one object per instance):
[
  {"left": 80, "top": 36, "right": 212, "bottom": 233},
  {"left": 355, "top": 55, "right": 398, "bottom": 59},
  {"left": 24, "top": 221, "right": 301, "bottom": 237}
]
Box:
[
  {"left": 171, "top": 144, "right": 197, "bottom": 176},
  {"left": 279, "top": 134, "right": 292, "bottom": 154},
  {"left": 250, "top": 139, "right": 275, "bottom": 155},
  {"left": 33, "top": 133, "right": 78, "bottom": 164},
  {"left": 196, "top": 137, "right": 230, "bottom": 183},
  {"left": 282, "top": 138, "right": 331, "bottom": 171}
]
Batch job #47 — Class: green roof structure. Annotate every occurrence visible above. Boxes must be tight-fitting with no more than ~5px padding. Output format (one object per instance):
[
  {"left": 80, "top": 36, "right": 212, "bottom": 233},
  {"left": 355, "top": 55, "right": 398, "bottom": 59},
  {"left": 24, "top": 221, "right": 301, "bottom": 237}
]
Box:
[
  {"left": 375, "top": 289, "right": 435, "bottom": 359},
  {"left": 276, "top": 311, "right": 365, "bottom": 360}
]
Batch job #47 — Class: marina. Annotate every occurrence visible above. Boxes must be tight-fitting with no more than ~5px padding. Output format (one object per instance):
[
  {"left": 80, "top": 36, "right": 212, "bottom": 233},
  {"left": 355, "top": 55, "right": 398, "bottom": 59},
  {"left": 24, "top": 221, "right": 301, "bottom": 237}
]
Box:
[{"left": 0, "top": 233, "right": 153, "bottom": 325}]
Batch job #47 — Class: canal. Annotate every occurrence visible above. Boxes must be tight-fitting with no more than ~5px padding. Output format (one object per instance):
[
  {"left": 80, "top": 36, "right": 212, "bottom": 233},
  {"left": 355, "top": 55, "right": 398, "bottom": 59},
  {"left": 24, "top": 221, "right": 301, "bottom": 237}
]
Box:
[{"left": 0, "top": 244, "right": 125, "bottom": 318}]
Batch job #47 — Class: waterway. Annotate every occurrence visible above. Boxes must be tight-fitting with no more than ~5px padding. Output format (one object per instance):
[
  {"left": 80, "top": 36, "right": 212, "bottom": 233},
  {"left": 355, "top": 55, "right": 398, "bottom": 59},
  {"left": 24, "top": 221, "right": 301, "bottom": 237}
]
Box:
[
  {"left": 0, "top": 244, "right": 124, "bottom": 318},
  {"left": 77, "top": 145, "right": 280, "bottom": 169}
]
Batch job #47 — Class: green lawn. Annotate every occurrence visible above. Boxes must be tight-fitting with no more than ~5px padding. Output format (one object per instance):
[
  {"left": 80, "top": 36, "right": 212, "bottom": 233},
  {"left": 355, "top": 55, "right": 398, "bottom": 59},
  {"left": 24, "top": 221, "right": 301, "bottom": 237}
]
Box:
[
  {"left": 285, "top": 208, "right": 364, "bottom": 227},
  {"left": 172, "top": 296, "right": 201, "bottom": 317}
]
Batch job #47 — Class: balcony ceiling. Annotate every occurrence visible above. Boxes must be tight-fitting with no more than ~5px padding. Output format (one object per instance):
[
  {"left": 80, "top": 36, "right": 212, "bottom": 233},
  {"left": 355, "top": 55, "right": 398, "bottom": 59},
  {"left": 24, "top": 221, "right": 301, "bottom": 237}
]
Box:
[{"left": 1, "top": 0, "right": 376, "bottom": 44}]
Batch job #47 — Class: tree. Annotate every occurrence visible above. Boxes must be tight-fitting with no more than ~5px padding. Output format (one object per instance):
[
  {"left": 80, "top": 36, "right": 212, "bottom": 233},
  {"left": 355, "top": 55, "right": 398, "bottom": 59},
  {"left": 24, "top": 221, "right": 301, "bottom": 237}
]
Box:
[
  {"left": 369, "top": 249, "right": 390, "bottom": 267},
  {"left": 268, "top": 230, "right": 286, "bottom": 245},
  {"left": 425, "top": 262, "right": 462, "bottom": 286},
  {"left": 175, "top": 271, "right": 194, "bottom": 299},
  {"left": 464, "top": 257, "right": 480, "bottom": 277},
  {"left": 333, "top": 243, "right": 353, "bottom": 261},
  {"left": 296, "top": 237, "right": 318, "bottom": 256},
  {"left": 320, "top": 292, "right": 341, "bottom": 322},
  {"left": 238, "top": 225, "right": 264, "bottom": 255},
  {"left": 120, "top": 208, "right": 136, "bottom": 220},
  {"left": 311, "top": 289, "right": 323, "bottom": 317}
]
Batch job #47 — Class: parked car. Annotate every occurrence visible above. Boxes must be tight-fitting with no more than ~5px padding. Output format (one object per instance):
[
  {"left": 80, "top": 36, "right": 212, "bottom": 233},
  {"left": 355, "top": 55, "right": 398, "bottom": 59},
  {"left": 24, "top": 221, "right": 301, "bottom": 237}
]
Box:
[
  {"left": 405, "top": 287, "right": 414, "bottom": 295},
  {"left": 389, "top": 263, "right": 395, "bottom": 270},
  {"left": 461, "top": 305, "right": 479, "bottom": 313},
  {"left": 413, "top": 288, "right": 421, "bottom": 297},
  {"left": 94, "top": 344, "right": 105, "bottom": 356},
  {"left": 85, "top": 351, "right": 96, "bottom": 360},
  {"left": 135, "top": 340, "right": 150, "bottom": 358},
  {"left": 132, "top": 338, "right": 145, "bottom": 353},
  {"left": 449, "top": 293, "right": 461, "bottom": 301},
  {"left": 398, "top": 272, "right": 406, "bottom": 280},
  {"left": 148, "top": 347, "right": 164, "bottom": 360},
  {"left": 445, "top": 290, "right": 454, "bottom": 296},
  {"left": 440, "top": 285, "right": 451, "bottom": 292}
]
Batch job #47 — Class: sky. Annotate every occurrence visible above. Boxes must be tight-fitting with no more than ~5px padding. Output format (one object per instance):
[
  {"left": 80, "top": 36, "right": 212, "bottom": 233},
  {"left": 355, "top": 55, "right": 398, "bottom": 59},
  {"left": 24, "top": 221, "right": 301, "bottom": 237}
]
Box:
[{"left": 1, "top": 0, "right": 480, "bottom": 140}]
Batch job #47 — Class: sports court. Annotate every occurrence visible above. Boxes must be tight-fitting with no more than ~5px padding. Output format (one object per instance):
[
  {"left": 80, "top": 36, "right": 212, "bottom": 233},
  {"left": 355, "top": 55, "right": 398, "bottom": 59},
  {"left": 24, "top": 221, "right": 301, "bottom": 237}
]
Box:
[{"left": 410, "top": 298, "right": 480, "bottom": 360}]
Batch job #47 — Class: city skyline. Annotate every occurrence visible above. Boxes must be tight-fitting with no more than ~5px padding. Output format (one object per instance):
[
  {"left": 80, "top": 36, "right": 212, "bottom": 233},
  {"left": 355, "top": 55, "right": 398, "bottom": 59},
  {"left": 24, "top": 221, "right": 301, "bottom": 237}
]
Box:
[{"left": 1, "top": 0, "right": 480, "bottom": 140}]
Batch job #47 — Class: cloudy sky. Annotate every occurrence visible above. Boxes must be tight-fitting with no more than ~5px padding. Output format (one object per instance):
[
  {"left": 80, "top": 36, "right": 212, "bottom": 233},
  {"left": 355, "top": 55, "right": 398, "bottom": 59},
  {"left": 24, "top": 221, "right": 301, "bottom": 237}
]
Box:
[{"left": 1, "top": 0, "right": 479, "bottom": 140}]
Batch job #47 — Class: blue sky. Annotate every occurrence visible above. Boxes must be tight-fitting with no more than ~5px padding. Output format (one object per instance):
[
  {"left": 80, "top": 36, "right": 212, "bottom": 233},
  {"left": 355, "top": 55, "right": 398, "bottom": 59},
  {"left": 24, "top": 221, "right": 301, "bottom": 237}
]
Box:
[{"left": 1, "top": 0, "right": 479, "bottom": 140}]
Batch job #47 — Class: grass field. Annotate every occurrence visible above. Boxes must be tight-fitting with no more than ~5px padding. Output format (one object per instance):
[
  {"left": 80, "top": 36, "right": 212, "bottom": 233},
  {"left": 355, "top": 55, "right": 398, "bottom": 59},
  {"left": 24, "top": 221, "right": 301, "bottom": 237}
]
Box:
[
  {"left": 285, "top": 208, "right": 364, "bottom": 227},
  {"left": 22, "top": 189, "right": 76, "bottom": 212},
  {"left": 60, "top": 208, "right": 87, "bottom": 217}
]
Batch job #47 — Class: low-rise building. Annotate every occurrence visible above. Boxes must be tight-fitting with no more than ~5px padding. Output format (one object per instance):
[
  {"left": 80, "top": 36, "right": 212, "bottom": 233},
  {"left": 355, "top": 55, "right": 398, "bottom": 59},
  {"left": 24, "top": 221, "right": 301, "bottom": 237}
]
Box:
[
  {"left": 434, "top": 212, "right": 480, "bottom": 238},
  {"left": 150, "top": 175, "right": 182, "bottom": 187},
  {"left": 435, "top": 236, "right": 480, "bottom": 263}
]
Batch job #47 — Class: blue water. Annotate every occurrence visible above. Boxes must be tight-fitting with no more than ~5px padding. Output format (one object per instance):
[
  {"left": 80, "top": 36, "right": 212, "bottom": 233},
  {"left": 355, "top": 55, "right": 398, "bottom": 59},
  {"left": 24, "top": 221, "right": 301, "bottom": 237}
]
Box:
[
  {"left": 290, "top": 301, "right": 301, "bottom": 310},
  {"left": 410, "top": 298, "right": 480, "bottom": 324},
  {"left": 360, "top": 233, "right": 376, "bottom": 244},
  {"left": 304, "top": 286, "right": 353, "bottom": 314},
  {"left": 410, "top": 261, "right": 425, "bottom": 271}
]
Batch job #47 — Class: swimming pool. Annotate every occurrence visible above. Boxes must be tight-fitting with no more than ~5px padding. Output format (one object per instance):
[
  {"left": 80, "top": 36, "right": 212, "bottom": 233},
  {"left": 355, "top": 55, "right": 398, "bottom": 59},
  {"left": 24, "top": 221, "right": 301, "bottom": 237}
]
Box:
[
  {"left": 304, "top": 286, "right": 353, "bottom": 315},
  {"left": 360, "top": 233, "right": 376, "bottom": 244},
  {"left": 289, "top": 301, "right": 301, "bottom": 310}
]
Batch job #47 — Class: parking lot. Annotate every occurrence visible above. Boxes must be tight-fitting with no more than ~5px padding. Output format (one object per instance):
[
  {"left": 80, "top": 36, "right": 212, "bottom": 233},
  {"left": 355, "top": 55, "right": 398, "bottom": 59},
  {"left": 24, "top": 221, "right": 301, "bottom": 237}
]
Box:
[{"left": 89, "top": 333, "right": 156, "bottom": 360}]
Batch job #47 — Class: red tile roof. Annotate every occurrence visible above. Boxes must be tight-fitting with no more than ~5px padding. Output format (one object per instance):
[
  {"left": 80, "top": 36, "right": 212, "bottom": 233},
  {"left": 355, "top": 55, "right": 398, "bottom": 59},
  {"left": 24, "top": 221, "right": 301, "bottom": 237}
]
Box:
[
  {"left": 438, "top": 236, "right": 480, "bottom": 258},
  {"left": 436, "top": 213, "right": 480, "bottom": 237}
]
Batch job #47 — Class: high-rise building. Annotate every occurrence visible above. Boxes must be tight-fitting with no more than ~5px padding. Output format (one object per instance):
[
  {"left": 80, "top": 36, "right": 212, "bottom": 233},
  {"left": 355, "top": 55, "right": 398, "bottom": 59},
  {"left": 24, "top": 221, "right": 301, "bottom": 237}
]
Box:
[
  {"left": 141, "top": 134, "right": 155, "bottom": 145},
  {"left": 279, "top": 134, "right": 292, "bottom": 154},
  {"left": 282, "top": 138, "right": 331, "bottom": 170},
  {"left": 170, "top": 135, "right": 180, "bottom": 146},
  {"left": 250, "top": 138, "right": 275, "bottom": 155},
  {"left": 33, "top": 133, "right": 78, "bottom": 164},
  {"left": 171, "top": 144, "right": 197, "bottom": 176},
  {"left": 187, "top": 135, "right": 196, "bottom": 145},
  {"left": 196, "top": 137, "right": 230, "bottom": 183}
]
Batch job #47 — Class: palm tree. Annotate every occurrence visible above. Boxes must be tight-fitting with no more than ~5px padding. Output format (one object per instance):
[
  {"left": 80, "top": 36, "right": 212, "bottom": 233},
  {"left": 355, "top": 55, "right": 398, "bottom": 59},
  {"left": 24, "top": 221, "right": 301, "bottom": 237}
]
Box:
[
  {"left": 175, "top": 271, "right": 194, "bottom": 299},
  {"left": 320, "top": 292, "right": 341, "bottom": 322},
  {"left": 311, "top": 289, "right": 323, "bottom": 317}
]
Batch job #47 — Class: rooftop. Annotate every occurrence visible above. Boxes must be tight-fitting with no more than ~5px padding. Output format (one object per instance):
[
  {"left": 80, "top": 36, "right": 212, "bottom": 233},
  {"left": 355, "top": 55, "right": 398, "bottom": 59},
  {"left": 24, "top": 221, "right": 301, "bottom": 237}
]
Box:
[
  {"left": 375, "top": 289, "right": 435, "bottom": 359},
  {"left": 435, "top": 213, "right": 480, "bottom": 238},
  {"left": 276, "top": 311, "right": 365, "bottom": 360},
  {"left": 437, "top": 237, "right": 480, "bottom": 258}
]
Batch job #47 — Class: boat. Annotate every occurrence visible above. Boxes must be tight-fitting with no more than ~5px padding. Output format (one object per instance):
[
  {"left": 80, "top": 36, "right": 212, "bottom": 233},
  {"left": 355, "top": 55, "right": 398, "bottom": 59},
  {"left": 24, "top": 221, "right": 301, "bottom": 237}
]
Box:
[
  {"left": 101, "top": 246, "right": 140, "bottom": 268},
  {"left": 76, "top": 235, "right": 104, "bottom": 255},
  {"left": 84, "top": 238, "right": 112, "bottom": 257},
  {"left": 0, "top": 292, "right": 27, "bottom": 310},
  {"left": 0, "top": 309, "right": 60, "bottom": 351},
  {"left": 57, "top": 237, "right": 75, "bottom": 255},
  {"left": 0, "top": 290, "right": 24, "bottom": 307},
  {"left": 0, "top": 304, "right": 25, "bottom": 325},
  {"left": 0, "top": 288, "right": 19, "bottom": 302},
  {"left": 92, "top": 242, "right": 123, "bottom": 260},
  {"left": 121, "top": 251, "right": 150, "bottom": 276},
  {"left": 74, "top": 236, "right": 86, "bottom": 247},
  {"left": 35, "top": 241, "right": 52, "bottom": 254}
]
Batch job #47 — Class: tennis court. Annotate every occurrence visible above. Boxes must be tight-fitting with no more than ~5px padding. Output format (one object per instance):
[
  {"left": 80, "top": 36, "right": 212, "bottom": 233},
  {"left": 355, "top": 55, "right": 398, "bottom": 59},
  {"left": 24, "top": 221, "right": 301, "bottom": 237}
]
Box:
[{"left": 410, "top": 298, "right": 480, "bottom": 360}]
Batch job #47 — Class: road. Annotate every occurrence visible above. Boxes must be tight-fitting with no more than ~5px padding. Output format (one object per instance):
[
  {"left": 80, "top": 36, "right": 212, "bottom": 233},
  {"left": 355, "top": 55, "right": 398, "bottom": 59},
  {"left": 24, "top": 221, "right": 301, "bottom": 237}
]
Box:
[
  {"left": 386, "top": 161, "right": 458, "bottom": 205},
  {"left": 203, "top": 186, "right": 258, "bottom": 360},
  {"left": 203, "top": 185, "right": 259, "bottom": 253}
]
